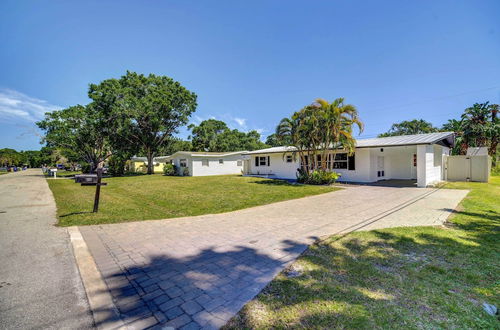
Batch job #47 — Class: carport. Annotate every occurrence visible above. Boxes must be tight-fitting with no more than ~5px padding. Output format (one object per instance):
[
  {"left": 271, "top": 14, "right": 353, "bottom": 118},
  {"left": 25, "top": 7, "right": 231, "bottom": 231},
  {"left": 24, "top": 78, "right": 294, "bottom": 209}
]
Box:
[{"left": 354, "top": 132, "right": 456, "bottom": 187}]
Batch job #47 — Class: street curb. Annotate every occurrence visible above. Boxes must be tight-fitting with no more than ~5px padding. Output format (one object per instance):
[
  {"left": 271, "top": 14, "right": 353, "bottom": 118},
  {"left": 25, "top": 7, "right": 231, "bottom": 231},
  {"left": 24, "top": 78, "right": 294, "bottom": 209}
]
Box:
[{"left": 68, "top": 226, "right": 125, "bottom": 330}]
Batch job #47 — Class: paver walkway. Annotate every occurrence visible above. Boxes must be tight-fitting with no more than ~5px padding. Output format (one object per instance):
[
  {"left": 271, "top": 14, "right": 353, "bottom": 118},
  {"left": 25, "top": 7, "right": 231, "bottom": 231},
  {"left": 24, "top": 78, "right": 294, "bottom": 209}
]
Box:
[
  {"left": 79, "top": 184, "right": 468, "bottom": 329},
  {"left": 0, "top": 170, "right": 94, "bottom": 329}
]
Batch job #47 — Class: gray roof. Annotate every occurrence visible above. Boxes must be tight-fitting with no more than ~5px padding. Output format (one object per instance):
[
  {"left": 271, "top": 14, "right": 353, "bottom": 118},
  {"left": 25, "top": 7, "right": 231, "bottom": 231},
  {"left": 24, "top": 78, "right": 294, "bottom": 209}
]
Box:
[
  {"left": 168, "top": 151, "right": 247, "bottom": 158},
  {"left": 356, "top": 131, "right": 455, "bottom": 148},
  {"left": 244, "top": 146, "right": 296, "bottom": 155},
  {"left": 244, "top": 132, "right": 455, "bottom": 155}
]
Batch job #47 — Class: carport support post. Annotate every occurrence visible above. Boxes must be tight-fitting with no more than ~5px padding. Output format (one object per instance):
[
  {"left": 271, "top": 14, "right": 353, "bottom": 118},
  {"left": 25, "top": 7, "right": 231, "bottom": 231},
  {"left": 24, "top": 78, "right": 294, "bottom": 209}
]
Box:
[
  {"left": 93, "top": 168, "right": 103, "bottom": 213},
  {"left": 417, "top": 145, "right": 432, "bottom": 188}
]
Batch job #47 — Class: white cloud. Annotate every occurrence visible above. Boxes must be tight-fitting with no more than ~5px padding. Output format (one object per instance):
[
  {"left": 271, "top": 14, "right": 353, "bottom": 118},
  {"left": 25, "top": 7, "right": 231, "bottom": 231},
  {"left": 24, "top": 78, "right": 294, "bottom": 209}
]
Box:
[
  {"left": 0, "top": 88, "right": 61, "bottom": 123},
  {"left": 233, "top": 117, "right": 247, "bottom": 128}
]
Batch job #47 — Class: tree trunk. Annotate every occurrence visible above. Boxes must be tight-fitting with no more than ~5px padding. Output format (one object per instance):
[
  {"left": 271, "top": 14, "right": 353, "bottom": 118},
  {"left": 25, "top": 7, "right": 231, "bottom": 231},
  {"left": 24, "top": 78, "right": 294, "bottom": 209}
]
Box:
[{"left": 147, "top": 150, "right": 154, "bottom": 175}]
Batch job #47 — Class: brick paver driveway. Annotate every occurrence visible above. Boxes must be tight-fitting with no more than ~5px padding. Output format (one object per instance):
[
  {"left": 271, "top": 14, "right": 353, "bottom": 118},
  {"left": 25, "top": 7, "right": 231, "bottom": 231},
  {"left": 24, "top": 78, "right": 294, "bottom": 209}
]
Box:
[{"left": 79, "top": 185, "right": 468, "bottom": 329}]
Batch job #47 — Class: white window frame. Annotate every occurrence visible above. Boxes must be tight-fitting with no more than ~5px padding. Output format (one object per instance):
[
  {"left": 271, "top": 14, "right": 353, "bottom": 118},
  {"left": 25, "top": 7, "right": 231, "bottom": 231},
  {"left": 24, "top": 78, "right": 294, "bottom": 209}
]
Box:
[
  {"left": 219, "top": 159, "right": 224, "bottom": 164},
  {"left": 286, "top": 155, "right": 293, "bottom": 163},
  {"left": 259, "top": 156, "right": 267, "bottom": 166},
  {"left": 237, "top": 160, "right": 242, "bottom": 166},
  {"left": 202, "top": 159, "right": 209, "bottom": 167},
  {"left": 333, "top": 153, "right": 348, "bottom": 169},
  {"left": 180, "top": 159, "right": 187, "bottom": 167}
]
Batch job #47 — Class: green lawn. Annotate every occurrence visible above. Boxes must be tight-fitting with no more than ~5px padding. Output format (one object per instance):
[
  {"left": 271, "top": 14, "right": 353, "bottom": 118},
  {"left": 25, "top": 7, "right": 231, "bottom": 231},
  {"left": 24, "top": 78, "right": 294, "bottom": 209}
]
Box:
[
  {"left": 47, "top": 175, "right": 337, "bottom": 226},
  {"left": 45, "top": 170, "right": 82, "bottom": 178},
  {"left": 226, "top": 176, "right": 500, "bottom": 329}
]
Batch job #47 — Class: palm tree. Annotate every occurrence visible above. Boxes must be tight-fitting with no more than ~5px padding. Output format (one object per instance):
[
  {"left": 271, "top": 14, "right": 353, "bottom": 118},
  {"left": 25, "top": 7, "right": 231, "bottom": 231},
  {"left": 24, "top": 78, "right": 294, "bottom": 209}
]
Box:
[
  {"left": 275, "top": 97, "right": 363, "bottom": 173},
  {"left": 313, "top": 98, "right": 363, "bottom": 170},
  {"left": 442, "top": 119, "right": 467, "bottom": 155}
]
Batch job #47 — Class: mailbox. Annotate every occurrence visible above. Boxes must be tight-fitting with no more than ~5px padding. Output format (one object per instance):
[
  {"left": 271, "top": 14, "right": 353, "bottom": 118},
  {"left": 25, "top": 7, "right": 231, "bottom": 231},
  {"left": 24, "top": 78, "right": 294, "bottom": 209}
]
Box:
[{"left": 75, "top": 174, "right": 99, "bottom": 185}]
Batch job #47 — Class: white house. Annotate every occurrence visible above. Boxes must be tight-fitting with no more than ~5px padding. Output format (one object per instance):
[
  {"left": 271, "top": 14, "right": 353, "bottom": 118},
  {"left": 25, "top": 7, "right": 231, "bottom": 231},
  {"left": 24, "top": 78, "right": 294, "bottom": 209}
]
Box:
[
  {"left": 167, "top": 151, "right": 246, "bottom": 176},
  {"left": 242, "top": 132, "right": 455, "bottom": 187}
]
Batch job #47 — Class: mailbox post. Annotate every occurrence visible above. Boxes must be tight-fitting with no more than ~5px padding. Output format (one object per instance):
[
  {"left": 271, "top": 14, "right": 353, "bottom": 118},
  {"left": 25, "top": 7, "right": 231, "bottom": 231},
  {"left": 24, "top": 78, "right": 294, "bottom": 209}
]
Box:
[{"left": 93, "top": 168, "right": 103, "bottom": 212}]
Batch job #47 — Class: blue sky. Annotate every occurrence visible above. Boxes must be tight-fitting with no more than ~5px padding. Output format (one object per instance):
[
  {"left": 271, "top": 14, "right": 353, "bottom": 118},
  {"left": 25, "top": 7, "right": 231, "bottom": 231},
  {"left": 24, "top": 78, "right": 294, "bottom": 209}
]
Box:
[{"left": 1, "top": 0, "right": 499, "bottom": 151}]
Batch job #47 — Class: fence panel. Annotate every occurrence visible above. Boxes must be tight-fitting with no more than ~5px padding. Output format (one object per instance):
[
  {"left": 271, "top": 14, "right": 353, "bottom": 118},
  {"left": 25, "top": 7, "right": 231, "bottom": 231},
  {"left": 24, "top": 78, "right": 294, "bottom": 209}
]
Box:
[{"left": 445, "top": 155, "right": 490, "bottom": 182}]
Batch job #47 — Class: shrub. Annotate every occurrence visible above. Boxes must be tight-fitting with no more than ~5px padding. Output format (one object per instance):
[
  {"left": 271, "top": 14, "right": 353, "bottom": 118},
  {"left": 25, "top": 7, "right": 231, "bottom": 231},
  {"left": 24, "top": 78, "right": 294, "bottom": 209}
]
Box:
[
  {"left": 182, "top": 167, "right": 190, "bottom": 176},
  {"left": 81, "top": 163, "right": 91, "bottom": 174},
  {"left": 297, "top": 168, "right": 340, "bottom": 185},
  {"left": 163, "top": 163, "right": 176, "bottom": 176},
  {"left": 108, "top": 156, "right": 127, "bottom": 177}
]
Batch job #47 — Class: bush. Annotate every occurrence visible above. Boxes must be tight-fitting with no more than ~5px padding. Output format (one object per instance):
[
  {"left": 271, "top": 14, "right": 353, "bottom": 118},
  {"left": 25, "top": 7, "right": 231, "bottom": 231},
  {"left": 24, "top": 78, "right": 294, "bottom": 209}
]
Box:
[
  {"left": 81, "top": 163, "right": 91, "bottom": 174},
  {"left": 163, "top": 163, "right": 176, "bottom": 176},
  {"left": 182, "top": 167, "right": 190, "bottom": 176},
  {"left": 108, "top": 156, "right": 127, "bottom": 177},
  {"left": 297, "top": 168, "right": 340, "bottom": 185}
]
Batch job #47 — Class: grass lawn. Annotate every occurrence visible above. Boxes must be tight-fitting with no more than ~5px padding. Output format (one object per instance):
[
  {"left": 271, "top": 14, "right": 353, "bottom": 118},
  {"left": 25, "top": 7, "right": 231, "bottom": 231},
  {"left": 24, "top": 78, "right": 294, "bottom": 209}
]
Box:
[
  {"left": 45, "top": 170, "right": 82, "bottom": 178},
  {"left": 226, "top": 176, "right": 500, "bottom": 329},
  {"left": 0, "top": 171, "right": 7, "bottom": 175},
  {"left": 47, "top": 175, "right": 337, "bottom": 226}
]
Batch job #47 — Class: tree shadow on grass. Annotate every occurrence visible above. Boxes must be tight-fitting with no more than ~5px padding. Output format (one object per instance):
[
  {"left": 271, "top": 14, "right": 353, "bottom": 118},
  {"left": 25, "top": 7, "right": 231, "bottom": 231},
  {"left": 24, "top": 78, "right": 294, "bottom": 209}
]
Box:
[
  {"left": 248, "top": 179, "right": 301, "bottom": 186},
  {"left": 60, "top": 211, "right": 94, "bottom": 218},
  {"left": 226, "top": 224, "right": 499, "bottom": 329}
]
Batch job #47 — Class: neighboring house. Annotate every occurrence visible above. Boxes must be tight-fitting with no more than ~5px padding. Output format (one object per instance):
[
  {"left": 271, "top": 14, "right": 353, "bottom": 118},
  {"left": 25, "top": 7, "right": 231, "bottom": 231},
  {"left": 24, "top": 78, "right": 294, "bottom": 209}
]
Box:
[
  {"left": 242, "top": 132, "right": 455, "bottom": 187},
  {"left": 129, "top": 156, "right": 170, "bottom": 174},
  {"left": 167, "top": 151, "right": 247, "bottom": 176}
]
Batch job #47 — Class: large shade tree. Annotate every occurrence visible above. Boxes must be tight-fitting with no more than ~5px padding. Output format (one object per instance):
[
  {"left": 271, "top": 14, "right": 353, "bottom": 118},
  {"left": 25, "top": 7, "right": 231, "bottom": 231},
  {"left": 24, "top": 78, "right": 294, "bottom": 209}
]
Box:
[
  {"left": 276, "top": 97, "right": 363, "bottom": 173},
  {"left": 89, "top": 71, "right": 198, "bottom": 174},
  {"left": 378, "top": 119, "right": 438, "bottom": 137},
  {"left": 188, "top": 119, "right": 267, "bottom": 152},
  {"left": 37, "top": 104, "right": 110, "bottom": 172}
]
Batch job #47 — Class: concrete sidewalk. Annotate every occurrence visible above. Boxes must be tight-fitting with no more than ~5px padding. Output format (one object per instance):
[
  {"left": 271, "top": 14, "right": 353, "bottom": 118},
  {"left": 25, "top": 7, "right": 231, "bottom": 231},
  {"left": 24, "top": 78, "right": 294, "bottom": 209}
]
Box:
[
  {"left": 0, "top": 169, "right": 94, "bottom": 329},
  {"left": 79, "top": 184, "right": 468, "bottom": 329}
]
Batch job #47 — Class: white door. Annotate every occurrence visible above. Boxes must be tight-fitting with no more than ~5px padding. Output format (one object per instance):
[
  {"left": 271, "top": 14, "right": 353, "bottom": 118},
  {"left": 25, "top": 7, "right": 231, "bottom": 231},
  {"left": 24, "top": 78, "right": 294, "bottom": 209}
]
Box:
[{"left": 377, "top": 156, "right": 385, "bottom": 179}]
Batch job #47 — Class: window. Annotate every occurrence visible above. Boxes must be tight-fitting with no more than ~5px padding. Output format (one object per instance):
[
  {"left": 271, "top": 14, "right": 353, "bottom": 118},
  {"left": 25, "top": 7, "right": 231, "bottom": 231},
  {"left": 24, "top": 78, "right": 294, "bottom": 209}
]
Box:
[
  {"left": 333, "top": 153, "right": 348, "bottom": 169},
  {"left": 255, "top": 156, "right": 269, "bottom": 166},
  {"left": 180, "top": 159, "right": 187, "bottom": 167},
  {"left": 219, "top": 159, "right": 224, "bottom": 164},
  {"left": 348, "top": 154, "right": 355, "bottom": 170},
  {"left": 286, "top": 155, "right": 293, "bottom": 163},
  {"left": 202, "top": 159, "right": 209, "bottom": 167},
  {"left": 237, "top": 160, "right": 242, "bottom": 166}
]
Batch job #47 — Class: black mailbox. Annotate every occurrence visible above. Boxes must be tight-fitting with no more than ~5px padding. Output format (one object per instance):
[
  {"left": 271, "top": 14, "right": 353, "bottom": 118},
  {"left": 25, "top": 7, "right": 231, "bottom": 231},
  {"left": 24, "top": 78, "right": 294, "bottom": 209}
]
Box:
[{"left": 75, "top": 174, "right": 99, "bottom": 185}]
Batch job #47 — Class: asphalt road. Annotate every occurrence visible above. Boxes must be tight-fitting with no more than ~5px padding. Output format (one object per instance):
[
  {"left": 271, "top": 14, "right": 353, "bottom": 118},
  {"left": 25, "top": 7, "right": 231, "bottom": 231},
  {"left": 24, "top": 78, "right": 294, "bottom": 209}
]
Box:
[{"left": 0, "top": 170, "right": 94, "bottom": 329}]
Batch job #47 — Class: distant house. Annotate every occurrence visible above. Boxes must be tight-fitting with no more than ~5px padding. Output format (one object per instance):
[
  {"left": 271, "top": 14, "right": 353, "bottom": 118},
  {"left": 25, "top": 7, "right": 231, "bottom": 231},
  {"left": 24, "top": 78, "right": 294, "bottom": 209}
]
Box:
[
  {"left": 242, "top": 132, "right": 455, "bottom": 187},
  {"left": 167, "top": 151, "right": 247, "bottom": 176},
  {"left": 129, "top": 156, "right": 170, "bottom": 174}
]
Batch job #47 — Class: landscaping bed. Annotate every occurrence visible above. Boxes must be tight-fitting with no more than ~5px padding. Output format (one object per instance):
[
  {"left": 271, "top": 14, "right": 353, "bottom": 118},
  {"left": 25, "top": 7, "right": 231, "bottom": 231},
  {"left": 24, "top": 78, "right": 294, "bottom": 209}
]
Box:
[
  {"left": 225, "top": 176, "right": 500, "bottom": 329},
  {"left": 47, "top": 174, "right": 337, "bottom": 226}
]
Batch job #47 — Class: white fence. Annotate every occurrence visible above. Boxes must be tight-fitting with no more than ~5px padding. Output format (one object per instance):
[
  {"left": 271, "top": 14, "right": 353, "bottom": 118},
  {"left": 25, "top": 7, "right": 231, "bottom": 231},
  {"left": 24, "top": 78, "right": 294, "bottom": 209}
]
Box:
[{"left": 444, "top": 155, "right": 491, "bottom": 182}]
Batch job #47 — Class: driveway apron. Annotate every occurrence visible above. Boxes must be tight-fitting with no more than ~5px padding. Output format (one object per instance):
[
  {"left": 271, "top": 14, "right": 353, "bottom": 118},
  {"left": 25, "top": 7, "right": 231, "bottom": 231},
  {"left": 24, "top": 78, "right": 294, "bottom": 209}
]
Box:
[
  {"left": 79, "top": 184, "right": 468, "bottom": 329},
  {"left": 0, "top": 170, "right": 94, "bottom": 329}
]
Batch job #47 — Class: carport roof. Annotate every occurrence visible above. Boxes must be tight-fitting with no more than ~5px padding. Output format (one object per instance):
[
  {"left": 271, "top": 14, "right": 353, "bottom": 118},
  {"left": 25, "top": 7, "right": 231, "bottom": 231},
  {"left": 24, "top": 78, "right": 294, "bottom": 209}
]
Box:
[
  {"left": 355, "top": 131, "right": 455, "bottom": 148},
  {"left": 244, "top": 132, "right": 455, "bottom": 154}
]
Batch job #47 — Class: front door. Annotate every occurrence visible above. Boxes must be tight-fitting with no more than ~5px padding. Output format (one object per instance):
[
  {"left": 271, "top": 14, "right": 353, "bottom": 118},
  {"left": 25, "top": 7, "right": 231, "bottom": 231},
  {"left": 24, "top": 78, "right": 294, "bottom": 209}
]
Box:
[{"left": 377, "top": 156, "right": 385, "bottom": 179}]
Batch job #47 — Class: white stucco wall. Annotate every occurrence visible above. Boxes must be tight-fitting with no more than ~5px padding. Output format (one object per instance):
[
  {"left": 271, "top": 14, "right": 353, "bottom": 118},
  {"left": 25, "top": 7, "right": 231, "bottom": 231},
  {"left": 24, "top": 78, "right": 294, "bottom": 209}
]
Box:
[
  {"left": 245, "top": 152, "right": 300, "bottom": 179},
  {"left": 170, "top": 155, "right": 193, "bottom": 176},
  {"left": 191, "top": 155, "right": 243, "bottom": 176},
  {"left": 335, "top": 149, "right": 371, "bottom": 182},
  {"left": 245, "top": 149, "right": 373, "bottom": 182},
  {"left": 368, "top": 146, "right": 417, "bottom": 181},
  {"left": 169, "top": 154, "right": 244, "bottom": 176},
  {"left": 417, "top": 144, "right": 449, "bottom": 187}
]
